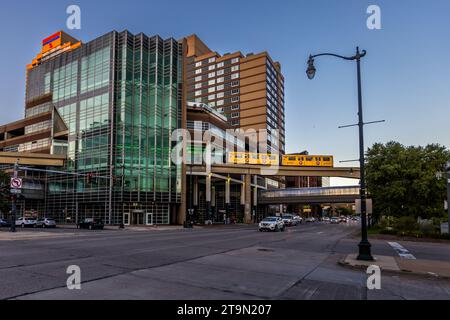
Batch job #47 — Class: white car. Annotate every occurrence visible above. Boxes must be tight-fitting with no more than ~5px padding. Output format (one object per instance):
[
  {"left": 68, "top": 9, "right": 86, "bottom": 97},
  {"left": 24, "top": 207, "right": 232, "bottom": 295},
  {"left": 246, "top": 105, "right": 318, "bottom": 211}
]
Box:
[
  {"left": 293, "top": 215, "right": 303, "bottom": 225},
  {"left": 15, "top": 217, "right": 37, "bottom": 228},
  {"left": 305, "top": 217, "right": 316, "bottom": 223},
  {"left": 259, "top": 217, "right": 285, "bottom": 232}
]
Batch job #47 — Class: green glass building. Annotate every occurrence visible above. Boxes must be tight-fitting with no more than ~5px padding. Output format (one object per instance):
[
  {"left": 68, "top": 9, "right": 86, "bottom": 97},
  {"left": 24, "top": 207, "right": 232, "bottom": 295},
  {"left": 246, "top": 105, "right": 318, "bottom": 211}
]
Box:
[{"left": 25, "top": 31, "right": 182, "bottom": 225}]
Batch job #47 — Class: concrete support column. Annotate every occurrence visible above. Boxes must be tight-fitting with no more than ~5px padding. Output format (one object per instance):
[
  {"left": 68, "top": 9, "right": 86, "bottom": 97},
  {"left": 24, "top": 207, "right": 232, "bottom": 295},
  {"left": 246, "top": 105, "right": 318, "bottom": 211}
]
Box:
[
  {"left": 206, "top": 174, "right": 212, "bottom": 222},
  {"left": 244, "top": 174, "right": 252, "bottom": 224},
  {"left": 225, "top": 177, "right": 231, "bottom": 220},
  {"left": 193, "top": 176, "right": 198, "bottom": 207}
]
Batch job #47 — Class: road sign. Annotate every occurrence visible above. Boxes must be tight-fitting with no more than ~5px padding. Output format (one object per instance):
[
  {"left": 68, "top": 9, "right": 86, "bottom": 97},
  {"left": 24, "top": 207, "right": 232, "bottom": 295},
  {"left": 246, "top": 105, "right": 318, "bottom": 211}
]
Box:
[
  {"left": 10, "top": 177, "right": 22, "bottom": 189},
  {"left": 10, "top": 188, "right": 22, "bottom": 194}
]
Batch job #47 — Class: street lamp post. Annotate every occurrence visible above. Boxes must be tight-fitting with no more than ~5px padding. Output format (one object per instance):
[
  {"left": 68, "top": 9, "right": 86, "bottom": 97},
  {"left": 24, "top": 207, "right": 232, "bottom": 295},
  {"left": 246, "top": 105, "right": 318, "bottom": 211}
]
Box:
[
  {"left": 446, "top": 162, "right": 450, "bottom": 228},
  {"left": 306, "top": 47, "right": 374, "bottom": 261}
]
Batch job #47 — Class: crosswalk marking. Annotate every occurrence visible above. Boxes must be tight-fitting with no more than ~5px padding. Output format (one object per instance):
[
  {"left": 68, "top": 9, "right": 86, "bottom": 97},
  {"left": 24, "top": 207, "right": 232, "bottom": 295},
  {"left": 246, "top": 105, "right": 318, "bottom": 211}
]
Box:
[{"left": 388, "top": 242, "right": 416, "bottom": 260}]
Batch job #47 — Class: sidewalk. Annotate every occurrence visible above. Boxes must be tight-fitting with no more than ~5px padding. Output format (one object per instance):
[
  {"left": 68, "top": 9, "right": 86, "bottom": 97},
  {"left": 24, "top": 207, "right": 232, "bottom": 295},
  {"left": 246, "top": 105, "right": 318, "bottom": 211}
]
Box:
[{"left": 340, "top": 254, "right": 450, "bottom": 279}]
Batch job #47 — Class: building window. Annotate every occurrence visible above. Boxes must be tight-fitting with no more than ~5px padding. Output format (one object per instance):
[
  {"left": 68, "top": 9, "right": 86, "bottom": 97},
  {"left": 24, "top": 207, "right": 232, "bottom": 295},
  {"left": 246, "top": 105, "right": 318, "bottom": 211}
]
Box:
[
  {"left": 231, "top": 120, "right": 240, "bottom": 126},
  {"left": 231, "top": 57, "right": 240, "bottom": 64},
  {"left": 231, "top": 89, "right": 240, "bottom": 95},
  {"left": 195, "top": 61, "right": 202, "bottom": 67},
  {"left": 231, "top": 96, "right": 240, "bottom": 102},
  {"left": 195, "top": 98, "right": 202, "bottom": 103},
  {"left": 231, "top": 80, "right": 239, "bottom": 87},
  {"left": 208, "top": 72, "right": 216, "bottom": 78},
  {"left": 231, "top": 104, "right": 240, "bottom": 110},
  {"left": 217, "top": 62, "right": 224, "bottom": 68},
  {"left": 195, "top": 69, "right": 202, "bottom": 75},
  {"left": 217, "top": 84, "right": 224, "bottom": 91},
  {"left": 217, "top": 100, "right": 224, "bottom": 106},
  {"left": 231, "top": 73, "right": 240, "bottom": 80},
  {"left": 208, "top": 79, "right": 216, "bottom": 86},
  {"left": 231, "top": 65, "right": 240, "bottom": 72},
  {"left": 208, "top": 87, "right": 216, "bottom": 93},
  {"left": 217, "top": 69, "right": 224, "bottom": 76},
  {"left": 217, "top": 77, "right": 224, "bottom": 83},
  {"left": 208, "top": 65, "right": 216, "bottom": 71},
  {"left": 195, "top": 83, "right": 202, "bottom": 89},
  {"left": 195, "top": 76, "right": 202, "bottom": 82},
  {"left": 195, "top": 90, "right": 202, "bottom": 97},
  {"left": 217, "top": 92, "right": 224, "bottom": 98},
  {"left": 208, "top": 57, "right": 217, "bottom": 63},
  {"left": 231, "top": 112, "right": 240, "bottom": 118},
  {"left": 208, "top": 94, "right": 215, "bottom": 100}
]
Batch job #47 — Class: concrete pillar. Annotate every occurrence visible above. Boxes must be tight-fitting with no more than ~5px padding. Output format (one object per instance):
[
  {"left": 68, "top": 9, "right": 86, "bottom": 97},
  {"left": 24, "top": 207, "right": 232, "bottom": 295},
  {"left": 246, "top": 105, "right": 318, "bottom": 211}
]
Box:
[
  {"left": 225, "top": 177, "right": 231, "bottom": 219},
  {"left": 193, "top": 176, "right": 198, "bottom": 207},
  {"left": 244, "top": 174, "right": 252, "bottom": 223},
  {"left": 206, "top": 174, "right": 212, "bottom": 221},
  {"left": 211, "top": 186, "right": 216, "bottom": 207},
  {"left": 240, "top": 175, "right": 245, "bottom": 206}
]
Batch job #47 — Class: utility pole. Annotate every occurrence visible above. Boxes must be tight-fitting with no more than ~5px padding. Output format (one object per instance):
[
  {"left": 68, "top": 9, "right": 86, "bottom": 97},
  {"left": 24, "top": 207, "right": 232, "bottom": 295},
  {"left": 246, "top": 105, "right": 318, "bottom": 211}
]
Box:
[{"left": 447, "top": 162, "right": 450, "bottom": 229}]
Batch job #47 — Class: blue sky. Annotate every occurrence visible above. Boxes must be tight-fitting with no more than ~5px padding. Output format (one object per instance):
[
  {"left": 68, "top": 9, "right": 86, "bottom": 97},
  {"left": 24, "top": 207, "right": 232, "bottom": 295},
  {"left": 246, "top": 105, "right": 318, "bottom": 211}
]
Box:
[{"left": 0, "top": 0, "right": 449, "bottom": 184}]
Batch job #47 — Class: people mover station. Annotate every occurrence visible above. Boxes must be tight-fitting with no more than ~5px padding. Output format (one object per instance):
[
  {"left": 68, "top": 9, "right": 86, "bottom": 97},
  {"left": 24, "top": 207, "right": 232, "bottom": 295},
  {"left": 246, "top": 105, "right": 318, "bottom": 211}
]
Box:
[{"left": 0, "top": 31, "right": 359, "bottom": 226}]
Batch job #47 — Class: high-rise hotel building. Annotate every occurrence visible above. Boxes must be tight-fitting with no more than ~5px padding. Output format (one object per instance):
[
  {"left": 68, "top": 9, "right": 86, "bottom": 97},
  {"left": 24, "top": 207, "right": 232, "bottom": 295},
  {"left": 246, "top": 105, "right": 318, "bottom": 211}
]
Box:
[{"left": 181, "top": 35, "right": 285, "bottom": 154}]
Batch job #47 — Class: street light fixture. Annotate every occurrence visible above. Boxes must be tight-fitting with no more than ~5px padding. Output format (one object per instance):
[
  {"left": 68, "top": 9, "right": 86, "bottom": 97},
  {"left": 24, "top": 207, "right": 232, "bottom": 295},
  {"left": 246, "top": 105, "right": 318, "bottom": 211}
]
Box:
[{"left": 306, "top": 47, "right": 374, "bottom": 261}]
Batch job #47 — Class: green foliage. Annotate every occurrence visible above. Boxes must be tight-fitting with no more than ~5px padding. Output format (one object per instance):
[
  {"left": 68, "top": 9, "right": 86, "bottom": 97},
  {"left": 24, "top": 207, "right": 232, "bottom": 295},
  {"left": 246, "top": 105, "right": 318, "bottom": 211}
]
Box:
[{"left": 366, "top": 142, "right": 450, "bottom": 219}]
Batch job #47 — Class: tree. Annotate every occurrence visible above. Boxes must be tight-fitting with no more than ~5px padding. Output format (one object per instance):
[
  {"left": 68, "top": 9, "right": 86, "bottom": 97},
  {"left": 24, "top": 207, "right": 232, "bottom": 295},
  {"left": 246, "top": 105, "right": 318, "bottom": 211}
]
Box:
[
  {"left": 0, "top": 170, "right": 10, "bottom": 215},
  {"left": 366, "top": 142, "right": 450, "bottom": 220}
]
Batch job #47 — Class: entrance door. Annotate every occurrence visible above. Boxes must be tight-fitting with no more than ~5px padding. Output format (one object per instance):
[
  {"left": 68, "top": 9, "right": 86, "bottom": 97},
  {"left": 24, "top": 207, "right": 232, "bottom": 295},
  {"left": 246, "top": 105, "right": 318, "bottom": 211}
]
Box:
[
  {"left": 133, "top": 211, "right": 144, "bottom": 225},
  {"left": 146, "top": 212, "right": 153, "bottom": 226},
  {"left": 123, "top": 213, "right": 130, "bottom": 226}
]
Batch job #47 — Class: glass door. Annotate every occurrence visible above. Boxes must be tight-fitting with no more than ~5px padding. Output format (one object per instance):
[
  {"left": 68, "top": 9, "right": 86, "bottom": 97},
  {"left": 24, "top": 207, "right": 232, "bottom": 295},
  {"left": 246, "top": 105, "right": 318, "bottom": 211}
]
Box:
[
  {"left": 123, "top": 213, "right": 130, "bottom": 226},
  {"left": 146, "top": 212, "right": 153, "bottom": 226}
]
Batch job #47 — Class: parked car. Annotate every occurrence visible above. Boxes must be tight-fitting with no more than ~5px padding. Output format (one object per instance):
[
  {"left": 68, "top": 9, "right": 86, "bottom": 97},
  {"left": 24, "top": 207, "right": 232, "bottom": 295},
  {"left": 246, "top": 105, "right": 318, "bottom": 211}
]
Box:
[
  {"left": 15, "top": 217, "right": 37, "bottom": 228},
  {"left": 281, "top": 214, "right": 296, "bottom": 226},
  {"left": 35, "top": 218, "right": 57, "bottom": 228},
  {"left": 77, "top": 218, "right": 104, "bottom": 230},
  {"left": 305, "top": 217, "right": 316, "bottom": 223},
  {"left": 0, "top": 218, "right": 11, "bottom": 228},
  {"left": 330, "top": 217, "right": 340, "bottom": 224},
  {"left": 259, "top": 217, "right": 285, "bottom": 232},
  {"left": 322, "top": 217, "right": 330, "bottom": 223}
]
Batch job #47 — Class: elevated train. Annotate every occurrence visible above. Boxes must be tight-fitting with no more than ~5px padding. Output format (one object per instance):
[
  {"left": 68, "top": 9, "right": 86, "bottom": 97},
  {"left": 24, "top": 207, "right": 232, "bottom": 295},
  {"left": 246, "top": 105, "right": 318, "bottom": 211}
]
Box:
[{"left": 227, "top": 152, "right": 334, "bottom": 167}]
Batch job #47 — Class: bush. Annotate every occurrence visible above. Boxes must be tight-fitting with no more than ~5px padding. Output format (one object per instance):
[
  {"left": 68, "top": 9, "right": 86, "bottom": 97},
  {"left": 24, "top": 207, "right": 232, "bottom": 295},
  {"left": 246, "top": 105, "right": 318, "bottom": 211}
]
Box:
[{"left": 394, "top": 216, "right": 418, "bottom": 232}]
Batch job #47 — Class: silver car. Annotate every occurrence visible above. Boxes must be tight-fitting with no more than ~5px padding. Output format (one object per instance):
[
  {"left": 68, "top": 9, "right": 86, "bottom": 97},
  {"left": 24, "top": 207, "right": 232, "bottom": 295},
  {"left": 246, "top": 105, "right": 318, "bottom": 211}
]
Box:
[
  {"left": 35, "top": 218, "right": 57, "bottom": 228},
  {"left": 259, "top": 217, "right": 285, "bottom": 232}
]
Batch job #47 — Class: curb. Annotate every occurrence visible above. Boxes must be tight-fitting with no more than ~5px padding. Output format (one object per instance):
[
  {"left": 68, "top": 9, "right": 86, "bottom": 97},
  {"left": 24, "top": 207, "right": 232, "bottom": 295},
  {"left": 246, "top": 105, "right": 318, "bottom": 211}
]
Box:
[{"left": 337, "top": 258, "right": 450, "bottom": 280}]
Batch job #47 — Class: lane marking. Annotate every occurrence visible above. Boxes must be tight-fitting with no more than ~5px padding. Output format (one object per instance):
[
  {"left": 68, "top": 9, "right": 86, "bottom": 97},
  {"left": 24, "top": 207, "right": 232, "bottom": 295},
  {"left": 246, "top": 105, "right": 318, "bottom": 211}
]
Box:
[{"left": 388, "top": 242, "right": 416, "bottom": 260}]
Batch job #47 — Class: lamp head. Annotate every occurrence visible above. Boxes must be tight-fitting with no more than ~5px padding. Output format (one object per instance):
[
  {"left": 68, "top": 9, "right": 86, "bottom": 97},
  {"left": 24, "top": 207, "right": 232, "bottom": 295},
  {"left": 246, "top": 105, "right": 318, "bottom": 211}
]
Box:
[{"left": 306, "top": 56, "right": 316, "bottom": 80}]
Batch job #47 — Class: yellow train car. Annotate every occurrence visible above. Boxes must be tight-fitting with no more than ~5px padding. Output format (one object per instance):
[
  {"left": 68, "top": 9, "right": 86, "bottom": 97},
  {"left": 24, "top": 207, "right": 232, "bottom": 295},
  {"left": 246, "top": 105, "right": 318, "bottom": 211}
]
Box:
[
  {"left": 228, "top": 152, "right": 279, "bottom": 166},
  {"left": 282, "top": 155, "right": 334, "bottom": 167}
]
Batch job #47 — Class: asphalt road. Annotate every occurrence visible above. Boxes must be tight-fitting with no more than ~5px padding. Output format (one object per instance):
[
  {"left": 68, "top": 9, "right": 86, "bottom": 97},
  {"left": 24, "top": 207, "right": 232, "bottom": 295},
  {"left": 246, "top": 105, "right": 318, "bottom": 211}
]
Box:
[{"left": 0, "top": 222, "right": 449, "bottom": 300}]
